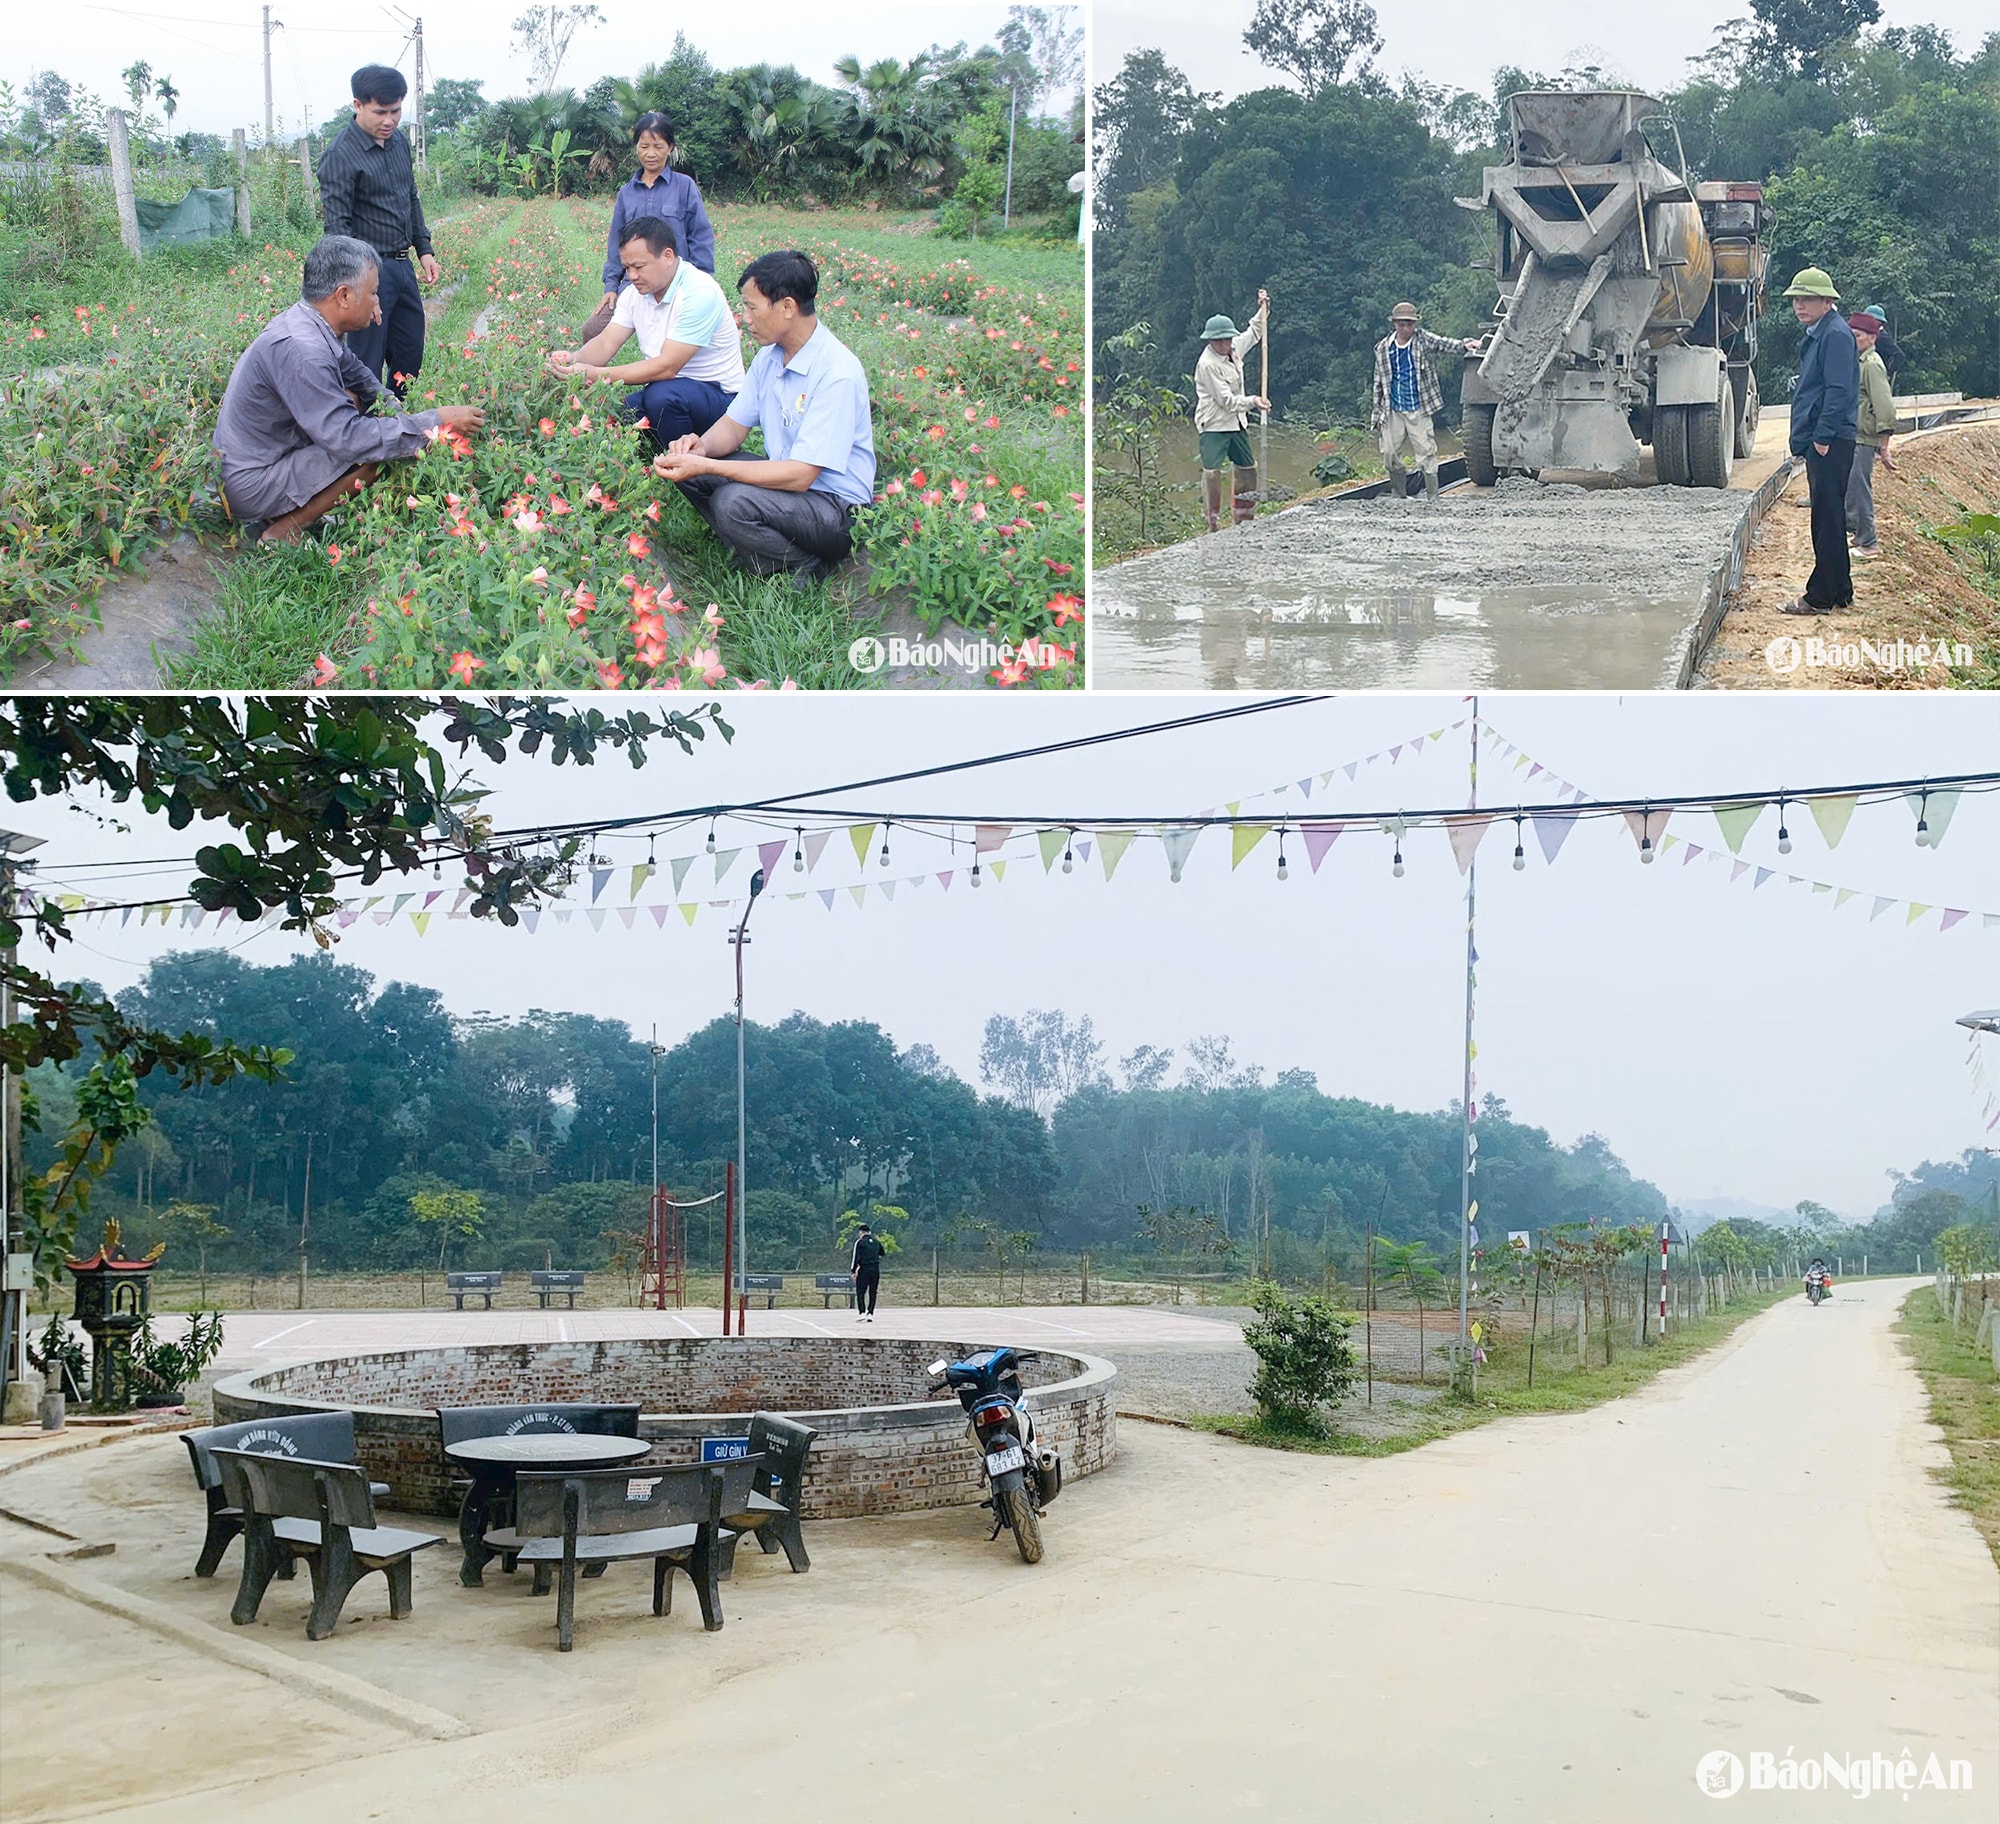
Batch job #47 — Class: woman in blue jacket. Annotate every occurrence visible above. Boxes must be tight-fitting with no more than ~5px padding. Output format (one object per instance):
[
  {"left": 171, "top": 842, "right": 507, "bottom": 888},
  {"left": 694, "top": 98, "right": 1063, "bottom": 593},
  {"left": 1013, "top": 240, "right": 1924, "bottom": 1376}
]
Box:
[{"left": 575, "top": 112, "right": 715, "bottom": 342}]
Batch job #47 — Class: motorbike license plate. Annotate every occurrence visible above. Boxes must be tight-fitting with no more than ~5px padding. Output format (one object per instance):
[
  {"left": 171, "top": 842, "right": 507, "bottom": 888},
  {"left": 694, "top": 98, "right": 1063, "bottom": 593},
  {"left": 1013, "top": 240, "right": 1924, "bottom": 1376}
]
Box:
[{"left": 985, "top": 1446, "right": 1025, "bottom": 1476}]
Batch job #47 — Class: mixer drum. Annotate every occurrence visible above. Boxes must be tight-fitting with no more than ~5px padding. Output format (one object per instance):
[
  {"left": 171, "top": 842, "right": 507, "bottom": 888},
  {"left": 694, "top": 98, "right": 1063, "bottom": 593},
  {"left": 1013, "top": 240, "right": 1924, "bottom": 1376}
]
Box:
[{"left": 1639, "top": 199, "right": 1715, "bottom": 347}]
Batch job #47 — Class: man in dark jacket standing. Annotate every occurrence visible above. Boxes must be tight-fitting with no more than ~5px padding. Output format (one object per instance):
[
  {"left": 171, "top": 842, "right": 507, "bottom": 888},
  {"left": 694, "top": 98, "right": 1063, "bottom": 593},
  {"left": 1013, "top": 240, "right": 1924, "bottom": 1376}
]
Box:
[
  {"left": 850, "top": 1223, "right": 886, "bottom": 1321},
  {"left": 1779, "top": 267, "right": 1859, "bottom": 616},
  {"left": 319, "top": 63, "right": 436, "bottom": 396}
]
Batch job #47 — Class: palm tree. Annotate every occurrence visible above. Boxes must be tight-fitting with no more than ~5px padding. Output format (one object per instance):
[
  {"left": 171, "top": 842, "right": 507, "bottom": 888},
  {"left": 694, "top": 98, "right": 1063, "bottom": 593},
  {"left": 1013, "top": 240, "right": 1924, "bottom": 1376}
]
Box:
[{"left": 154, "top": 77, "right": 180, "bottom": 136}]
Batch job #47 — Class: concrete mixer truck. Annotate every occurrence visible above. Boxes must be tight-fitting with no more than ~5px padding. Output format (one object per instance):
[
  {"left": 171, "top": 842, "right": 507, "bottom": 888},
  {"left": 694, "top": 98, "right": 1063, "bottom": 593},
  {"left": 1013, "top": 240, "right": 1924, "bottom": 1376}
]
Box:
[{"left": 1458, "top": 91, "right": 1770, "bottom": 489}]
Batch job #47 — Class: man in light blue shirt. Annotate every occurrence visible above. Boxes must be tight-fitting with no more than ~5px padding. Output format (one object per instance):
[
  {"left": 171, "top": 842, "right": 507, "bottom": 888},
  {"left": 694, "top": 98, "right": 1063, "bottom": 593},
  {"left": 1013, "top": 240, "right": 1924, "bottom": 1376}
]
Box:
[{"left": 650, "top": 249, "right": 876, "bottom": 581}]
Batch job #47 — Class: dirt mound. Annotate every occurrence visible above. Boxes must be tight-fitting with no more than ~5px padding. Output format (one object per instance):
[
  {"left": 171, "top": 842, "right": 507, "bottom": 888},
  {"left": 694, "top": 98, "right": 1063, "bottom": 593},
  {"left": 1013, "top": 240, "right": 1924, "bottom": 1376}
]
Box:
[{"left": 1701, "top": 419, "right": 2000, "bottom": 689}]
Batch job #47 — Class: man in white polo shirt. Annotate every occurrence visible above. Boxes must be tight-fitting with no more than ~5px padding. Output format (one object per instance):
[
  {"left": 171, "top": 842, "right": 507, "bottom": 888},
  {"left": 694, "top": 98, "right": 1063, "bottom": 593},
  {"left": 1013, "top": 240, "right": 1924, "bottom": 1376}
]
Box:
[
  {"left": 545, "top": 216, "right": 743, "bottom": 447},
  {"left": 648, "top": 248, "right": 875, "bottom": 582}
]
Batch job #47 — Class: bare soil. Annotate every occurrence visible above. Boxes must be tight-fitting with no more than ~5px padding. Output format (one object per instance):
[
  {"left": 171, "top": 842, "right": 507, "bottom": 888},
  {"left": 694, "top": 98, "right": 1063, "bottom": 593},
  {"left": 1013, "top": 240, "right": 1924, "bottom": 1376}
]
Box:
[{"left": 1701, "top": 419, "right": 2000, "bottom": 688}]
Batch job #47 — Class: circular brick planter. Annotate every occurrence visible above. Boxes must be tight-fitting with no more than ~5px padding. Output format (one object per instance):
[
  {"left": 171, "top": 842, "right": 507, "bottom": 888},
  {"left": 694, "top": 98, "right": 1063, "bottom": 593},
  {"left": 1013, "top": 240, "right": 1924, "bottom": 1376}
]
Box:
[{"left": 211, "top": 1336, "right": 1118, "bottom": 1519}]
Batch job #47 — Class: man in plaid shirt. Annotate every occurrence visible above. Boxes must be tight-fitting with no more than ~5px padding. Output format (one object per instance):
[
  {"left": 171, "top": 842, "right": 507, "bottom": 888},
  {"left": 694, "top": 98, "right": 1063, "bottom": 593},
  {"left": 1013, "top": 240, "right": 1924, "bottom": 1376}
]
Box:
[{"left": 1371, "top": 302, "right": 1480, "bottom": 502}]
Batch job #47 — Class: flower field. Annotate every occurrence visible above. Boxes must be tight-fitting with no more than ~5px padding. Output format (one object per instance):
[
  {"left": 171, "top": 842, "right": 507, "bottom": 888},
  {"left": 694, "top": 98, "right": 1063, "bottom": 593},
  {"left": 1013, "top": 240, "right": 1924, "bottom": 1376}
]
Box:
[{"left": 0, "top": 198, "right": 1084, "bottom": 688}]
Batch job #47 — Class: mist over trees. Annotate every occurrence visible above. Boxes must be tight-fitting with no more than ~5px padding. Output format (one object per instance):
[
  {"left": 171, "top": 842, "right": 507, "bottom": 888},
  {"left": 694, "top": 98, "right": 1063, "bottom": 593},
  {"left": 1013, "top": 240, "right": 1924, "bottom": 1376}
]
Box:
[{"left": 25, "top": 956, "right": 1982, "bottom": 1283}]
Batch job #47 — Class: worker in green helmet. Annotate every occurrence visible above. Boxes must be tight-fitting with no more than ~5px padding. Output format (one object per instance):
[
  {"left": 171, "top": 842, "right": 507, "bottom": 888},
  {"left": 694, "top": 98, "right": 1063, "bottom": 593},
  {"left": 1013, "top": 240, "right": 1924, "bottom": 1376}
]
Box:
[
  {"left": 1779, "top": 267, "right": 1859, "bottom": 616},
  {"left": 1194, "top": 290, "right": 1270, "bottom": 532}
]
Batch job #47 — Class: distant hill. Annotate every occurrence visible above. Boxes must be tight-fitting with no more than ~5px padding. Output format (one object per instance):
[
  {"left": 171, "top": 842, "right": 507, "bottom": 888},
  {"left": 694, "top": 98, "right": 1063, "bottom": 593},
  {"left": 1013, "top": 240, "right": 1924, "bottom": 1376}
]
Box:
[{"left": 1675, "top": 1196, "right": 1794, "bottom": 1234}]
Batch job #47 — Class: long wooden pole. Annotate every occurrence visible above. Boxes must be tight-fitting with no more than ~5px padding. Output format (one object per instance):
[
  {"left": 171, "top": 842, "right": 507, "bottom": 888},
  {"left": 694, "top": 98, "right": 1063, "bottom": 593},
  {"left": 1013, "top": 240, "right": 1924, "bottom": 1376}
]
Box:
[{"left": 1258, "top": 298, "right": 1270, "bottom": 503}]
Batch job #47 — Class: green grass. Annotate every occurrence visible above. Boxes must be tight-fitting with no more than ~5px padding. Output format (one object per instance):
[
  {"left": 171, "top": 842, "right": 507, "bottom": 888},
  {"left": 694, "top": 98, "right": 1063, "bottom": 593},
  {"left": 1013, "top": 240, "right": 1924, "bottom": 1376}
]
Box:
[
  {"left": 1894, "top": 1284, "right": 2000, "bottom": 1567},
  {"left": 1194, "top": 1286, "right": 1793, "bottom": 1458}
]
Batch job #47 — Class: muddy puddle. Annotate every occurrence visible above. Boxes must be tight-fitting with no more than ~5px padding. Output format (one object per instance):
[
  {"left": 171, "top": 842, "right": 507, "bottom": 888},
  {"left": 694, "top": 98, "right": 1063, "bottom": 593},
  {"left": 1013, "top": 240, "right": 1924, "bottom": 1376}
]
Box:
[
  {"left": 1092, "top": 479, "right": 1748, "bottom": 689},
  {"left": 1093, "top": 576, "right": 1705, "bottom": 689}
]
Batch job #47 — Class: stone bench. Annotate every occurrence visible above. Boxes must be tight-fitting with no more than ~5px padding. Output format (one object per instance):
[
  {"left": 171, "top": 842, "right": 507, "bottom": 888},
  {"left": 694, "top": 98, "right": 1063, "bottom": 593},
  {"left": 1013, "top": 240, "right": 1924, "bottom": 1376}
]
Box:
[
  {"left": 447, "top": 1271, "right": 503, "bottom": 1310},
  {"left": 814, "top": 1273, "right": 856, "bottom": 1309},
  {"left": 732, "top": 1273, "right": 786, "bottom": 1309},
  {"left": 531, "top": 1270, "right": 586, "bottom": 1309}
]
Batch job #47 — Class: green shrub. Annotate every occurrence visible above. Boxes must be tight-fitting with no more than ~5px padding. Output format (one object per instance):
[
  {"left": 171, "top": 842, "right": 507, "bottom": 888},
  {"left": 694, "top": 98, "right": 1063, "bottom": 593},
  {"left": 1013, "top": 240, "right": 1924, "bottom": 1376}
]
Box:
[{"left": 1242, "top": 1279, "right": 1357, "bottom": 1433}]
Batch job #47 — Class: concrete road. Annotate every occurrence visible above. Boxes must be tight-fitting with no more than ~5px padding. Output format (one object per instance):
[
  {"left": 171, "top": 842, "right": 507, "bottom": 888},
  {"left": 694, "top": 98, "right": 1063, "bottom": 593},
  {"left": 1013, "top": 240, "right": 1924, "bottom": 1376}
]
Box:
[{"left": 3, "top": 1277, "right": 1992, "bottom": 1821}]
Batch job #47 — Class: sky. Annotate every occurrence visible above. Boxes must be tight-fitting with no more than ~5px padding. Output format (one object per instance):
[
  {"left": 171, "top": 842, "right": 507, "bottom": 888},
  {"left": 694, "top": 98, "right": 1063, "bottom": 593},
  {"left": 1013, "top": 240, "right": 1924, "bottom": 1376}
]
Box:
[
  {"left": 11, "top": 2, "right": 1067, "bottom": 141},
  {"left": 1093, "top": 0, "right": 1994, "bottom": 109},
  {"left": 7, "top": 692, "right": 1997, "bottom": 1225}
]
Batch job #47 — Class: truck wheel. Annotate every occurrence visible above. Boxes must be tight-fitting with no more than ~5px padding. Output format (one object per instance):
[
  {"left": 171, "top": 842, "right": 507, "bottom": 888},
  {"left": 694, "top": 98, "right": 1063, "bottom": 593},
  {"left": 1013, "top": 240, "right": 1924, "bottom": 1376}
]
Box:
[
  {"left": 1463, "top": 404, "right": 1498, "bottom": 488},
  {"left": 1731, "top": 366, "right": 1760, "bottom": 459},
  {"left": 1687, "top": 369, "right": 1734, "bottom": 488},
  {"left": 1653, "top": 405, "right": 1690, "bottom": 487}
]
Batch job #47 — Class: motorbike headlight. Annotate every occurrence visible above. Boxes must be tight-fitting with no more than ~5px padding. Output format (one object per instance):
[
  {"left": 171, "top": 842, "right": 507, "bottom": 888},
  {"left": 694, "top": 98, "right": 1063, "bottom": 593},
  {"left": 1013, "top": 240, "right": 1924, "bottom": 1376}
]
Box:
[{"left": 926, "top": 1360, "right": 948, "bottom": 1377}]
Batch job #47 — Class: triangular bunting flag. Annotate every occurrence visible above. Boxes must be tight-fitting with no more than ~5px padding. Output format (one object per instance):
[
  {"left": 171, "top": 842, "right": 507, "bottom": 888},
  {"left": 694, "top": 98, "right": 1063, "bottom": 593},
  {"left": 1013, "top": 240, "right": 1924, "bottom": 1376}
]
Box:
[
  {"left": 1870, "top": 896, "right": 1894, "bottom": 921},
  {"left": 1302, "top": 825, "right": 1339, "bottom": 872},
  {"left": 650, "top": 905, "right": 670, "bottom": 927},
  {"left": 849, "top": 824, "right": 877, "bottom": 865},
  {"left": 758, "top": 840, "right": 785, "bottom": 878},
  {"left": 848, "top": 885, "right": 867, "bottom": 907},
  {"left": 1941, "top": 909, "right": 1968, "bottom": 932},
  {"left": 1807, "top": 795, "right": 1858, "bottom": 848},
  {"left": 817, "top": 890, "right": 835, "bottom": 910},
  {"left": 1038, "top": 828, "right": 1066, "bottom": 872},
  {"left": 671, "top": 855, "right": 695, "bottom": 894},
  {"left": 1753, "top": 868, "right": 1773, "bottom": 888},
  {"left": 937, "top": 871, "right": 954, "bottom": 890},
  {"left": 713, "top": 848, "right": 741, "bottom": 883},
  {"left": 880, "top": 881, "right": 896, "bottom": 901},
  {"left": 410, "top": 912, "right": 431, "bottom": 935},
  {"left": 1835, "top": 888, "right": 1856, "bottom": 909},
  {"left": 618, "top": 907, "right": 636, "bottom": 928},
  {"left": 587, "top": 908, "right": 606, "bottom": 930},
  {"left": 1098, "top": 832, "right": 1135, "bottom": 880},
  {"left": 1446, "top": 816, "right": 1490, "bottom": 874},
  {"left": 523, "top": 910, "right": 541, "bottom": 931},
  {"left": 1712, "top": 803, "right": 1763, "bottom": 853},
  {"left": 1908, "top": 787, "right": 1961, "bottom": 847},
  {"left": 1296, "top": 778, "right": 1313, "bottom": 798},
  {"left": 975, "top": 824, "right": 1012, "bottom": 853},
  {"left": 1531, "top": 814, "right": 1577, "bottom": 864},
  {"left": 1231, "top": 825, "right": 1271, "bottom": 868},
  {"left": 630, "top": 863, "right": 652, "bottom": 902},
  {"left": 803, "top": 830, "right": 832, "bottom": 872},
  {"left": 989, "top": 860, "right": 1008, "bottom": 883},
  {"left": 1160, "top": 828, "right": 1199, "bottom": 882},
  {"left": 1906, "top": 902, "right": 1931, "bottom": 925},
  {"left": 1622, "top": 808, "right": 1672, "bottom": 856},
  {"left": 554, "top": 910, "right": 573, "bottom": 925},
  {"left": 590, "top": 868, "right": 611, "bottom": 903},
  {"left": 679, "top": 904, "right": 698, "bottom": 926}
]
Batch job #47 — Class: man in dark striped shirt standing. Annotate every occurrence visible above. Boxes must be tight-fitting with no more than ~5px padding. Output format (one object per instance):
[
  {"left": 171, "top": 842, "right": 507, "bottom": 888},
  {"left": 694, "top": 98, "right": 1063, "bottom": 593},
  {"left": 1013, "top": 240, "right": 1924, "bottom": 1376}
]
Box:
[{"left": 318, "top": 63, "right": 437, "bottom": 397}]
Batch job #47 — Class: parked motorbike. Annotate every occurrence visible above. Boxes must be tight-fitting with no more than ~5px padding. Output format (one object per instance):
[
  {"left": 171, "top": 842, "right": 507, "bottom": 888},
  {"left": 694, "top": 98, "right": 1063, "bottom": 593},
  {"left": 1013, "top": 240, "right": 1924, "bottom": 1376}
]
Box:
[{"left": 927, "top": 1347, "right": 1061, "bottom": 1564}]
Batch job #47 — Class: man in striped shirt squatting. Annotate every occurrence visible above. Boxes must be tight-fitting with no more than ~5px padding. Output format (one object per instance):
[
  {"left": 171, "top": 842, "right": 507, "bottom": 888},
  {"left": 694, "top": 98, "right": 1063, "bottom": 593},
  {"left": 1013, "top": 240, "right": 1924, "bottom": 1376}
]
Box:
[
  {"left": 1370, "top": 302, "right": 1480, "bottom": 503},
  {"left": 545, "top": 216, "right": 746, "bottom": 449}
]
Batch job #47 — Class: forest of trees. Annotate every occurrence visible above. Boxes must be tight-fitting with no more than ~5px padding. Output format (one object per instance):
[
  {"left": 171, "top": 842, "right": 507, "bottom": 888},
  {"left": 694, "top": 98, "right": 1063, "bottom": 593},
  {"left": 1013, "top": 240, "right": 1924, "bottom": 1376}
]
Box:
[
  {"left": 1094, "top": 0, "right": 2000, "bottom": 431},
  {"left": 29, "top": 949, "right": 1987, "bottom": 1290}
]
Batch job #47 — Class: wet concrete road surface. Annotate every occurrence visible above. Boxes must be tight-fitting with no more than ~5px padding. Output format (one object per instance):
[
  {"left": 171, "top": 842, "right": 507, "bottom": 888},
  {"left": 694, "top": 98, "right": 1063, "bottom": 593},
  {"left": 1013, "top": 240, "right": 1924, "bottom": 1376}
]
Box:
[{"left": 1093, "top": 480, "right": 1754, "bottom": 690}]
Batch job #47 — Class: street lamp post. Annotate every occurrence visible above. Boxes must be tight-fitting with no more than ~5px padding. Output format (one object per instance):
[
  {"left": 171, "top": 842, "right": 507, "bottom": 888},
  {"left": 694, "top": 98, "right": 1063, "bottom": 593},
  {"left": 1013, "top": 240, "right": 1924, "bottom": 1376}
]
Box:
[
  {"left": 1, "top": 831, "right": 47, "bottom": 1406},
  {"left": 1957, "top": 1010, "right": 2000, "bottom": 1266},
  {"left": 728, "top": 870, "right": 767, "bottom": 1333}
]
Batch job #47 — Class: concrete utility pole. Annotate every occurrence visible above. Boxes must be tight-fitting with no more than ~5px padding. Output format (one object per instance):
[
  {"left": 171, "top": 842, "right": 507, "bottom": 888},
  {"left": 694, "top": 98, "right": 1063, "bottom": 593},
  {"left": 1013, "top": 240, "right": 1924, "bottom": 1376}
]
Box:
[
  {"left": 411, "top": 17, "right": 426, "bottom": 169},
  {"left": 0, "top": 833, "right": 46, "bottom": 1409},
  {"left": 262, "top": 7, "right": 277, "bottom": 149}
]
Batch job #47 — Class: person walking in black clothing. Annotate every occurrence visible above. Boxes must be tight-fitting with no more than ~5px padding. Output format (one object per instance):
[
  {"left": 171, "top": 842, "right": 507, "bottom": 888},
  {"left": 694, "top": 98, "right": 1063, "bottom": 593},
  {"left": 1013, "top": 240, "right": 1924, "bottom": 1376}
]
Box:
[
  {"left": 850, "top": 1223, "right": 885, "bottom": 1320},
  {"left": 319, "top": 64, "right": 436, "bottom": 395}
]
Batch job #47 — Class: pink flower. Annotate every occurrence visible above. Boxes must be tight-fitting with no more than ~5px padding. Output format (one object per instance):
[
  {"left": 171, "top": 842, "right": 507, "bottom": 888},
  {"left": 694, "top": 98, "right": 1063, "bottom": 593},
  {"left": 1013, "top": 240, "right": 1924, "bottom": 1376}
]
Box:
[
  {"left": 644, "top": 500, "right": 661, "bottom": 522},
  {"left": 311, "top": 654, "right": 339, "bottom": 684},
  {"left": 597, "top": 659, "right": 625, "bottom": 687},
  {"left": 627, "top": 533, "right": 651, "bottom": 558},
  {"left": 883, "top": 479, "right": 904, "bottom": 496},
  {"left": 448, "top": 651, "right": 484, "bottom": 684},
  {"left": 538, "top": 417, "right": 556, "bottom": 436},
  {"left": 326, "top": 545, "right": 343, "bottom": 565},
  {"left": 513, "top": 509, "right": 543, "bottom": 534},
  {"left": 687, "top": 646, "right": 725, "bottom": 685},
  {"left": 526, "top": 566, "right": 549, "bottom": 586},
  {"left": 970, "top": 502, "right": 987, "bottom": 521},
  {"left": 549, "top": 496, "right": 571, "bottom": 515}
]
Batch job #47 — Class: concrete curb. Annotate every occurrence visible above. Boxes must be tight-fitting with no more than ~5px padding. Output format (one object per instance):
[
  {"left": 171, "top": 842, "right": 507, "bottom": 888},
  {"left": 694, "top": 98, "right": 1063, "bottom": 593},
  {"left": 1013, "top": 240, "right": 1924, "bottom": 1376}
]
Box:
[
  {"left": 1675, "top": 455, "right": 1798, "bottom": 688},
  {"left": 0, "top": 1550, "right": 473, "bottom": 1742}
]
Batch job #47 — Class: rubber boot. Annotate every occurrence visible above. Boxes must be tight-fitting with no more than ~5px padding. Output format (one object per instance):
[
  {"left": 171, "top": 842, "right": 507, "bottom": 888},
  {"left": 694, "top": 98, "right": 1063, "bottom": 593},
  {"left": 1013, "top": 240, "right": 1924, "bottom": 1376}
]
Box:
[
  {"left": 1203, "top": 469, "right": 1224, "bottom": 534},
  {"left": 1232, "top": 467, "right": 1259, "bottom": 526},
  {"left": 1385, "top": 462, "right": 1404, "bottom": 501},
  {"left": 1424, "top": 467, "right": 1440, "bottom": 504}
]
